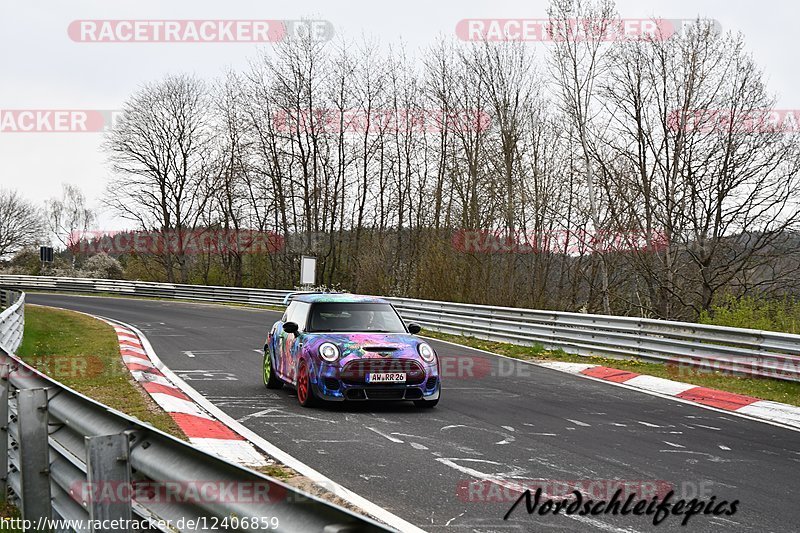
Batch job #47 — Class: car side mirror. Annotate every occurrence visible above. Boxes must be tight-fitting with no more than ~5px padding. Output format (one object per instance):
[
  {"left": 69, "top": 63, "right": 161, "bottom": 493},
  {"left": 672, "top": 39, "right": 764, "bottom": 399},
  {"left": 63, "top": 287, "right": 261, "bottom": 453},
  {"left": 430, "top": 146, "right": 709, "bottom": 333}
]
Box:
[
  {"left": 283, "top": 321, "right": 299, "bottom": 334},
  {"left": 407, "top": 323, "right": 421, "bottom": 334}
]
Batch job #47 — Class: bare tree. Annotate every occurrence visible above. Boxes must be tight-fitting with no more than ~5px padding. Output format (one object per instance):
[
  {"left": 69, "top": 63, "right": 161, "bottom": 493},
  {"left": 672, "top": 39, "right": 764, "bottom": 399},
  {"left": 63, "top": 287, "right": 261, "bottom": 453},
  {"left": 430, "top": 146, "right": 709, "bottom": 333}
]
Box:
[
  {"left": 600, "top": 20, "right": 800, "bottom": 317},
  {"left": 104, "top": 74, "right": 216, "bottom": 283},
  {"left": 47, "top": 183, "right": 95, "bottom": 252},
  {"left": 96, "top": 19, "right": 800, "bottom": 319},
  {"left": 0, "top": 189, "right": 44, "bottom": 258},
  {"left": 548, "top": 0, "right": 616, "bottom": 313}
]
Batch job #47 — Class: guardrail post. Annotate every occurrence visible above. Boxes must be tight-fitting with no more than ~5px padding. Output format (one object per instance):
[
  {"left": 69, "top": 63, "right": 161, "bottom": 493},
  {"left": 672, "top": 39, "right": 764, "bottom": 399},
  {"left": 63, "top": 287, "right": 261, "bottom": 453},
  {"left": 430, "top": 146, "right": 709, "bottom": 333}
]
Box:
[
  {"left": 86, "top": 433, "right": 133, "bottom": 530},
  {"left": 0, "top": 365, "right": 8, "bottom": 501},
  {"left": 17, "top": 388, "right": 52, "bottom": 522}
]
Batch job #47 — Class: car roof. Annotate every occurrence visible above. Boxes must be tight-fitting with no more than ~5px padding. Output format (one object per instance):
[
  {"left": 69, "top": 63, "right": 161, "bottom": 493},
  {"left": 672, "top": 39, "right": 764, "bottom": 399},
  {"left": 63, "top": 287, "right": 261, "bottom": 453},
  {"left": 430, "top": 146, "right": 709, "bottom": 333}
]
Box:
[{"left": 292, "top": 293, "right": 390, "bottom": 304}]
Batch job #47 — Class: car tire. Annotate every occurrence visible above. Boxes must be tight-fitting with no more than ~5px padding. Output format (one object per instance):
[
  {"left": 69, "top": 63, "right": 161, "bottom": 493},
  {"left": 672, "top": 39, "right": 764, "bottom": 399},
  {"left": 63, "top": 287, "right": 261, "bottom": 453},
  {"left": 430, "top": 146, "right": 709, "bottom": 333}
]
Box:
[
  {"left": 263, "top": 350, "right": 283, "bottom": 389},
  {"left": 296, "top": 361, "right": 319, "bottom": 407},
  {"left": 414, "top": 397, "right": 439, "bottom": 408}
]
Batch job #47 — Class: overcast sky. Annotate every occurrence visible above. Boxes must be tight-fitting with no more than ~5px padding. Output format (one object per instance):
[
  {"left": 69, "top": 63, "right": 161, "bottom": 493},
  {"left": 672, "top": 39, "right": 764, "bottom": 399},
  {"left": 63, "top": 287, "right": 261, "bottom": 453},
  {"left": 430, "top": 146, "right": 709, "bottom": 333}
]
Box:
[{"left": 1, "top": 0, "right": 795, "bottom": 229}]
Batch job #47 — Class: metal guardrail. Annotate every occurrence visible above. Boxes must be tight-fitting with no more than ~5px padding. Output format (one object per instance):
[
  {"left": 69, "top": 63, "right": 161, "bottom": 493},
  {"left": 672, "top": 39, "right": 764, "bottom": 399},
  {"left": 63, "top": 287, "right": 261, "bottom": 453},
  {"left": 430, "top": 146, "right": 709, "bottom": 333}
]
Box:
[
  {"left": 1, "top": 275, "right": 799, "bottom": 381},
  {"left": 0, "top": 275, "right": 289, "bottom": 308},
  {"left": 0, "top": 289, "right": 24, "bottom": 354},
  {"left": 0, "top": 288, "right": 391, "bottom": 532}
]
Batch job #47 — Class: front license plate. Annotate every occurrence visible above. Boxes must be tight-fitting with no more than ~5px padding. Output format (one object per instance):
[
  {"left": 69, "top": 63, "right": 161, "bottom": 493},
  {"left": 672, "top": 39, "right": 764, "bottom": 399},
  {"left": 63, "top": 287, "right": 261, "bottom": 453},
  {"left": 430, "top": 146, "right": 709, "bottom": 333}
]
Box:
[{"left": 367, "top": 372, "right": 406, "bottom": 383}]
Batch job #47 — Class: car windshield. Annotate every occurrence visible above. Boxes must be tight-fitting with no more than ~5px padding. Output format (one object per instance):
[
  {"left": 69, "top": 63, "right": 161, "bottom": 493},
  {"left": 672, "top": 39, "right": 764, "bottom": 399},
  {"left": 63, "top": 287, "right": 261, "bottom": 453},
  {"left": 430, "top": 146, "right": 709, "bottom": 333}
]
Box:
[{"left": 306, "top": 302, "right": 407, "bottom": 333}]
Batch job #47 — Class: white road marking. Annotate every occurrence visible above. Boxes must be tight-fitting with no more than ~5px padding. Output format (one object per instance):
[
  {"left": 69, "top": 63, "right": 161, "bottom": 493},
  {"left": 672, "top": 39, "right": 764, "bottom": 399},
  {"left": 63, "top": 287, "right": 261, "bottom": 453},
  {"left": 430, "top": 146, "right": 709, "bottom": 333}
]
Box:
[
  {"left": 659, "top": 450, "right": 727, "bottom": 462},
  {"left": 359, "top": 474, "right": 387, "bottom": 481},
  {"left": 122, "top": 355, "right": 154, "bottom": 367},
  {"left": 637, "top": 421, "right": 661, "bottom": 428},
  {"left": 367, "top": 427, "right": 404, "bottom": 443},
  {"left": 566, "top": 419, "right": 591, "bottom": 427},
  {"left": 662, "top": 441, "right": 685, "bottom": 449},
  {"left": 441, "top": 424, "right": 468, "bottom": 431},
  {"left": 694, "top": 424, "right": 721, "bottom": 431},
  {"left": 501, "top": 425, "right": 515, "bottom": 432},
  {"left": 129, "top": 371, "right": 173, "bottom": 387},
  {"left": 435, "top": 458, "right": 526, "bottom": 484},
  {"left": 189, "top": 438, "right": 267, "bottom": 466},
  {"left": 121, "top": 346, "right": 147, "bottom": 355},
  {"left": 441, "top": 424, "right": 516, "bottom": 446},
  {"left": 183, "top": 351, "right": 195, "bottom": 358},
  {"left": 410, "top": 442, "right": 429, "bottom": 450},
  {"left": 149, "top": 393, "right": 212, "bottom": 418},
  {"left": 623, "top": 375, "right": 696, "bottom": 396},
  {"left": 719, "top": 444, "right": 731, "bottom": 450},
  {"left": 445, "top": 511, "right": 466, "bottom": 527},
  {"left": 237, "top": 408, "right": 332, "bottom": 423},
  {"left": 710, "top": 516, "right": 741, "bottom": 526},
  {"left": 176, "top": 370, "right": 238, "bottom": 381}
]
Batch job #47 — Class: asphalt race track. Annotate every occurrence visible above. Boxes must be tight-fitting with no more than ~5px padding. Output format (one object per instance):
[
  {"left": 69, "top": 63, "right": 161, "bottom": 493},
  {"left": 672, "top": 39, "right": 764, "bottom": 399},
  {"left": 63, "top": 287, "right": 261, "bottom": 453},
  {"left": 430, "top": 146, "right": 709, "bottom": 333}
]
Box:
[{"left": 28, "top": 294, "right": 800, "bottom": 532}]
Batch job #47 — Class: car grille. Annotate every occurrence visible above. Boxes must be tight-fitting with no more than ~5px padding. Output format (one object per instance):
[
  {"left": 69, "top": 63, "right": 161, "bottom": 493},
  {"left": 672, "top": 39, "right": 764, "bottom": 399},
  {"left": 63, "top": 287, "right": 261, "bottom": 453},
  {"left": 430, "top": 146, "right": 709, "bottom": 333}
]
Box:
[
  {"left": 364, "top": 388, "right": 406, "bottom": 400},
  {"left": 341, "top": 359, "right": 425, "bottom": 385}
]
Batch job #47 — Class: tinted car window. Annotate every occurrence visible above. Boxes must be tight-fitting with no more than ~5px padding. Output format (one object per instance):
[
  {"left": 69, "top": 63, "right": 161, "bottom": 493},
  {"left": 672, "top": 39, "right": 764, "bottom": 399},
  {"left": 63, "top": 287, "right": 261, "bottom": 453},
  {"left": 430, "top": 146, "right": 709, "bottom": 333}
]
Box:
[{"left": 307, "top": 302, "right": 407, "bottom": 333}]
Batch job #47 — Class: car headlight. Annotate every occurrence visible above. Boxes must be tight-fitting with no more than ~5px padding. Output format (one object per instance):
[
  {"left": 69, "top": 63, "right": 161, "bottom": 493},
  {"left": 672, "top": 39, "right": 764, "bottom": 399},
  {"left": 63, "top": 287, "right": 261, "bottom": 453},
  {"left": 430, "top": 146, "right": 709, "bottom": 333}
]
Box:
[
  {"left": 319, "top": 342, "right": 340, "bottom": 362},
  {"left": 418, "top": 342, "right": 435, "bottom": 363}
]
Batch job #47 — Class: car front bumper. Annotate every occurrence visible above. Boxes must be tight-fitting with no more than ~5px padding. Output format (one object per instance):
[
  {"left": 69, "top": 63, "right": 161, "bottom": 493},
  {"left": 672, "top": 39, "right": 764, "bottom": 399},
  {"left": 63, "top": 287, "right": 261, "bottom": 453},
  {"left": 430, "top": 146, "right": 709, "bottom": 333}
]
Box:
[{"left": 311, "top": 360, "right": 441, "bottom": 402}]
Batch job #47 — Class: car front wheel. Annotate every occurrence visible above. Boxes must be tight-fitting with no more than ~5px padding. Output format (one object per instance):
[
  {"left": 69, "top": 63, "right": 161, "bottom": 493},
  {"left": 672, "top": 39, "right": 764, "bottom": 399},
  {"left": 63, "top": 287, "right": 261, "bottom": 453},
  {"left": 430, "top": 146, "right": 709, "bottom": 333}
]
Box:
[{"left": 296, "top": 361, "right": 319, "bottom": 407}]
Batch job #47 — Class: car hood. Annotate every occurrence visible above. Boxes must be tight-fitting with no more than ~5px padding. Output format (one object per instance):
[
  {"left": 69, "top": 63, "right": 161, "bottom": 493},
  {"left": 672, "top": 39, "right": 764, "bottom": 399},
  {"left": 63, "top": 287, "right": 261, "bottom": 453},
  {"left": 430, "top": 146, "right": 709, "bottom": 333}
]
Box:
[{"left": 302, "top": 332, "right": 424, "bottom": 360}]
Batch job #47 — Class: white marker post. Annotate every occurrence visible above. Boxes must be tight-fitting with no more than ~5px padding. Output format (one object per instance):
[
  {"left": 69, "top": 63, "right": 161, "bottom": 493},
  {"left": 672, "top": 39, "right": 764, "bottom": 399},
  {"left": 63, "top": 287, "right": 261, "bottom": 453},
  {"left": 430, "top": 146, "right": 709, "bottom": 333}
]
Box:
[{"left": 300, "top": 255, "right": 317, "bottom": 287}]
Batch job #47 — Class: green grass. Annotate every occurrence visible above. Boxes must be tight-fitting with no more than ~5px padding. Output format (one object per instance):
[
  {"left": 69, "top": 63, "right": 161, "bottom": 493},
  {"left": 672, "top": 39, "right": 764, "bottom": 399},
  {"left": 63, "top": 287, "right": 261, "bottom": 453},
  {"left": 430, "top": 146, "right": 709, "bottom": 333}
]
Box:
[
  {"left": 17, "top": 305, "right": 186, "bottom": 438},
  {"left": 422, "top": 330, "right": 800, "bottom": 407},
  {"left": 700, "top": 296, "right": 800, "bottom": 334},
  {"left": 256, "top": 464, "right": 296, "bottom": 480},
  {"left": 0, "top": 501, "right": 21, "bottom": 530}
]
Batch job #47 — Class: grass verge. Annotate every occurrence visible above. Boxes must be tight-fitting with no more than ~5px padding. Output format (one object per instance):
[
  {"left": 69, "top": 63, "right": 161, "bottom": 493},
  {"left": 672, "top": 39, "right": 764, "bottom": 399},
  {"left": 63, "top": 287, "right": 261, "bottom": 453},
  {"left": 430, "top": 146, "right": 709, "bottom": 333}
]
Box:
[
  {"left": 2, "top": 305, "right": 186, "bottom": 520},
  {"left": 16, "top": 305, "right": 186, "bottom": 437},
  {"left": 422, "top": 330, "right": 800, "bottom": 407}
]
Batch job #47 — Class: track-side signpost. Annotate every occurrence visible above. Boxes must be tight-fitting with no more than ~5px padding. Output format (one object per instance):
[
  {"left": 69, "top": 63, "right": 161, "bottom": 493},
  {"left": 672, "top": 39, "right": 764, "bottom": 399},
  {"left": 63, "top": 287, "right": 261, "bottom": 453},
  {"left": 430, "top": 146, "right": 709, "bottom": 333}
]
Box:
[{"left": 300, "top": 255, "right": 316, "bottom": 287}]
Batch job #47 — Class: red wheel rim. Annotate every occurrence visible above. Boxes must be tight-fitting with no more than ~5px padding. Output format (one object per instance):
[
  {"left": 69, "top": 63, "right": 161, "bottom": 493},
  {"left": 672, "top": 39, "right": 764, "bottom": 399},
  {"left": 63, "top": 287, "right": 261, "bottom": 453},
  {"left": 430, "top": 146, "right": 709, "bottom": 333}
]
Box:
[{"left": 298, "top": 364, "right": 308, "bottom": 403}]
